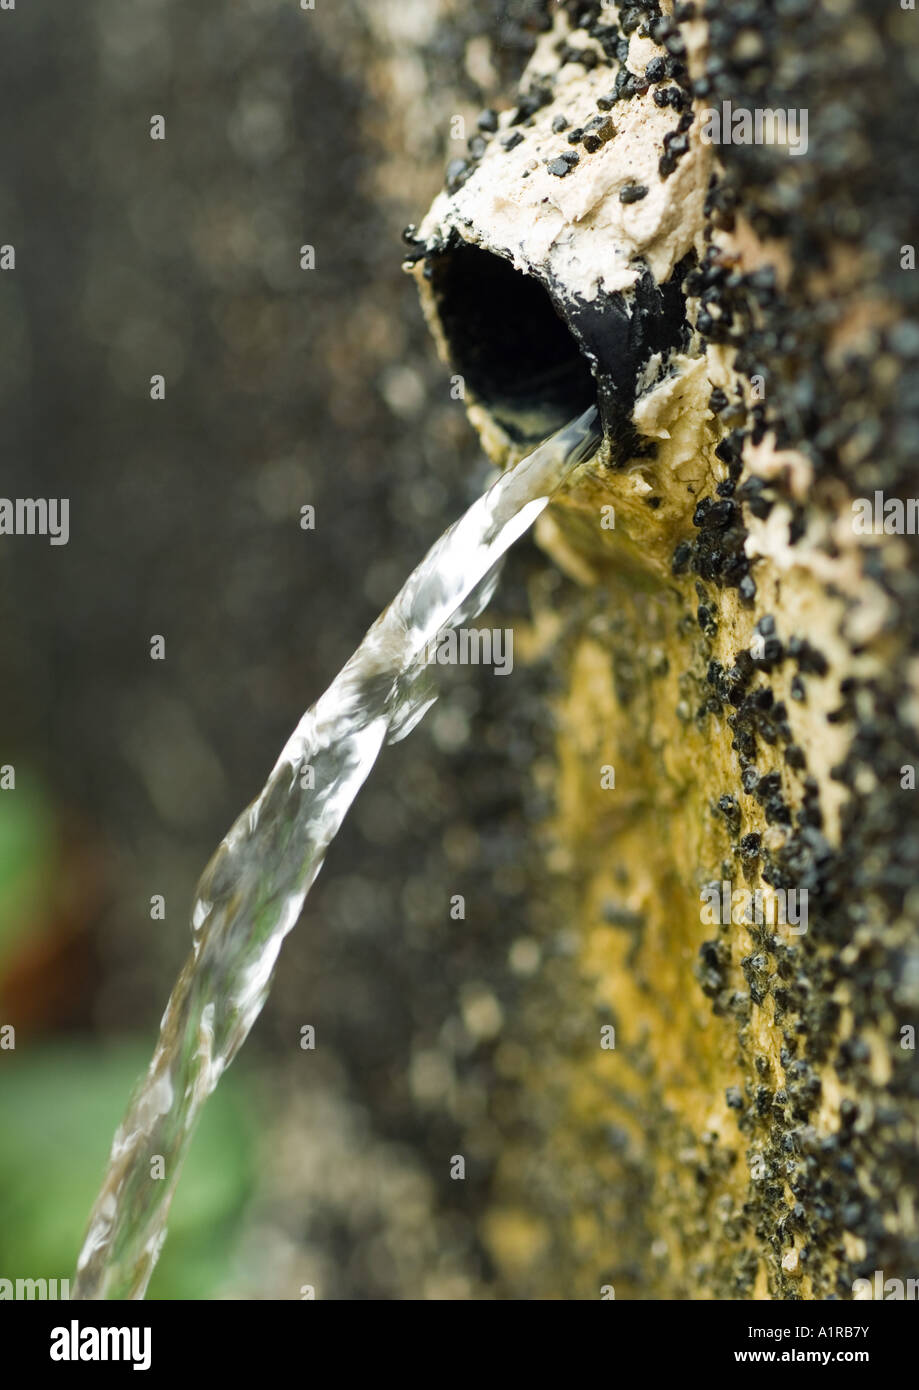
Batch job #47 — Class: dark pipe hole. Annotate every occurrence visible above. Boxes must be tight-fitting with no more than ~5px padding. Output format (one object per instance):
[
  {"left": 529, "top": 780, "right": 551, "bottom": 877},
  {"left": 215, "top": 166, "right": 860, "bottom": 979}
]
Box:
[{"left": 429, "top": 245, "right": 598, "bottom": 443}]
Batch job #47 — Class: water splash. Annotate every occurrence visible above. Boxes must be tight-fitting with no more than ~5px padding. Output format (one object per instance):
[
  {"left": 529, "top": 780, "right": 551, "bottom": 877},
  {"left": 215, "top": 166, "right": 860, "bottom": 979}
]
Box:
[{"left": 72, "top": 406, "right": 601, "bottom": 1299}]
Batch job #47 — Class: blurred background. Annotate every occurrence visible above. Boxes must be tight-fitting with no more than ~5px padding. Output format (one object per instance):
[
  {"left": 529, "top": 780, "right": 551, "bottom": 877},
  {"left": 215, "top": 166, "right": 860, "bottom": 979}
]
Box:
[{"left": 0, "top": 0, "right": 567, "bottom": 1298}]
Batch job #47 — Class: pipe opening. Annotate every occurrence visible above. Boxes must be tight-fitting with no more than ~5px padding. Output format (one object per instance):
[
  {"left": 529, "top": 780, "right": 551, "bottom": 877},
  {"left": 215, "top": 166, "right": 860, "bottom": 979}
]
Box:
[{"left": 429, "top": 245, "right": 598, "bottom": 443}]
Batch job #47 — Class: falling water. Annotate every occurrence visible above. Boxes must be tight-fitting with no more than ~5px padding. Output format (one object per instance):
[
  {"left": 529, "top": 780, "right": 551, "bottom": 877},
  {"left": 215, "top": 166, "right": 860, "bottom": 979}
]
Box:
[{"left": 72, "top": 406, "right": 601, "bottom": 1300}]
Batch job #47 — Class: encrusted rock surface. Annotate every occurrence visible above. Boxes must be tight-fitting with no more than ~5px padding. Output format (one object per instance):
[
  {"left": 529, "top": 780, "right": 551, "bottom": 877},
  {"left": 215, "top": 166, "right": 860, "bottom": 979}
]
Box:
[{"left": 400, "top": 0, "right": 919, "bottom": 1299}]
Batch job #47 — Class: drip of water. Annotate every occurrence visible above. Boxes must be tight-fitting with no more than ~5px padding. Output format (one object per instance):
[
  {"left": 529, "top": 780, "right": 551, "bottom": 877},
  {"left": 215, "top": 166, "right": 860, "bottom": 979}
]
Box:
[{"left": 72, "top": 406, "right": 601, "bottom": 1300}]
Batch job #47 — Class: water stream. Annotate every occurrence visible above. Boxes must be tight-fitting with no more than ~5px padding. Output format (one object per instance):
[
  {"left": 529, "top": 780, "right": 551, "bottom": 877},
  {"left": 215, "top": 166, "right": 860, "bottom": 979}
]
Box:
[{"left": 72, "top": 406, "right": 601, "bottom": 1299}]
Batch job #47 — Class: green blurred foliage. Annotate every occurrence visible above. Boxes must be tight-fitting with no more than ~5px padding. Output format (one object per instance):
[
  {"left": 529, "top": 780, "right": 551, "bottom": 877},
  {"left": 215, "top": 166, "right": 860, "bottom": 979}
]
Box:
[
  {"left": 0, "top": 1044, "right": 253, "bottom": 1300},
  {"left": 0, "top": 782, "right": 55, "bottom": 971}
]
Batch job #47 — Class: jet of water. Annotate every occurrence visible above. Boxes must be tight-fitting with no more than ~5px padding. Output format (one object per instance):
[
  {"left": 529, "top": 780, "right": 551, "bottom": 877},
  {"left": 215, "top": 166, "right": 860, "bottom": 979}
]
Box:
[{"left": 72, "top": 406, "right": 601, "bottom": 1299}]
